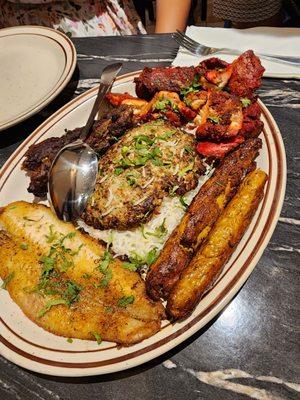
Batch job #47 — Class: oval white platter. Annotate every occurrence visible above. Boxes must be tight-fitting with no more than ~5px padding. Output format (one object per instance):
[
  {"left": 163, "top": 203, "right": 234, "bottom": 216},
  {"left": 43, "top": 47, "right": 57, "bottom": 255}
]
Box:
[
  {"left": 0, "top": 72, "right": 286, "bottom": 376},
  {"left": 0, "top": 26, "right": 76, "bottom": 132}
]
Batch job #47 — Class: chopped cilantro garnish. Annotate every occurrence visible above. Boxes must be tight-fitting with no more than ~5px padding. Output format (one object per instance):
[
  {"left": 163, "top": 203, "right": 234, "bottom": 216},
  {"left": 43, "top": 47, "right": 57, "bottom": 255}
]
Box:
[
  {"left": 23, "top": 216, "right": 41, "bottom": 222},
  {"left": 155, "top": 99, "right": 172, "bottom": 111},
  {"left": 91, "top": 331, "right": 102, "bottom": 345},
  {"left": 97, "top": 250, "right": 113, "bottom": 287},
  {"left": 62, "top": 281, "right": 82, "bottom": 305},
  {"left": 241, "top": 97, "right": 251, "bottom": 107},
  {"left": 178, "top": 162, "right": 194, "bottom": 177},
  {"left": 145, "top": 248, "right": 159, "bottom": 266},
  {"left": 45, "top": 225, "right": 58, "bottom": 243},
  {"left": 156, "top": 131, "right": 174, "bottom": 141},
  {"left": 82, "top": 273, "right": 91, "bottom": 279},
  {"left": 67, "top": 338, "right": 73, "bottom": 343},
  {"left": 208, "top": 116, "right": 220, "bottom": 124},
  {"left": 118, "top": 295, "right": 135, "bottom": 308},
  {"left": 114, "top": 167, "right": 123, "bottom": 176},
  {"left": 169, "top": 185, "right": 179, "bottom": 197},
  {"left": 179, "top": 196, "right": 189, "bottom": 210},
  {"left": 122, "top": 262, "right": 138, "bottom": 271},
  {"left": 38, "top": 298, "right": 68, "bottom": 318},
  {"left": 105, "top": 306, "right": 113, "bottom": 313},
  {"left": 146, "top": 218, "right": 167, "bottom": 239},
  {"left": 1, "top": 272, "right": 14, "bottom": 290},
  {"left": 184, "top": 146, "right": 193, "bottom": 154},
  {"left": 20, "top": 243, "right": 28, "bottom": 250}
]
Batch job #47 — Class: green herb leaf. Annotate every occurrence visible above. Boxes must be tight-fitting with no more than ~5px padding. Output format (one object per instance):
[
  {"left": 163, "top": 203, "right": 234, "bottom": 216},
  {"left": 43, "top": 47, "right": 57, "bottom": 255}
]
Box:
[
  {"left": 118, "top": 295, "right": 135, "bottom": 308},
  {"left": 178, "top": 162, "right": 194, "bottom": 177},
  {"left": 145, "top": 248, "right": 159, "bottom": 266},
  {"left": 122, "top": 262, "right": 138, "bottom": 272},
  {"left": 169, "top": 185, "right": 179, "bottom": 197},
  {"left": 82, "top": 273, "right": 91, "bottom": 279},
  {"left": 67, "top": 338, "right": 73, "bottom": 343},
  {"left": 20, "top": 243, "right": 28, "bottom": 250},
  {"left": 114, "top": 167, "right": 124, "bottom": 176},
  {"left": 156, "top": 131, "right": 174, "bottom": 141},
  {"left": 45, "top": 225, "right": 58, "bottom": 243},
  {"left": 38, "top": 298, "right": 68, "bottom": 318},
  {"left": 241, "top": 97, "right": 251, "bottom": 107},
  {"left": 179, "top": 196, "right": 189, "bottom": 210},
  {"left": 1, "top": 272, "right": 14, "bottom": 290},
  {"left": 208, "top": 116, "right": 220, "bottom": 124},
  {"left": 154, "top": 99, "right": 172, "bottom": 111},
  {"left": 105, "top": 306, "right": 113, "bottom": 313},
  {"left": 146, "top": 219, "right": 167, "bottom": 239},
  {"left": 91, "top": 331, "right": 102, "bottom": 345},
  {"left": 62, "top": 281, "right": 82, "bottom": 305}
]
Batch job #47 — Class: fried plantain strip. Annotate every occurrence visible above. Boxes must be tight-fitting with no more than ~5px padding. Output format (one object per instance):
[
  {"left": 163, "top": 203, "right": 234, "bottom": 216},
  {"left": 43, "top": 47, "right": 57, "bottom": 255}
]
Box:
[
  {"left": 146, "top": 138, "right": 262, "bottom": 300},
  {"left": 167, "top": 169, "right": 268, "bottom": 320}
]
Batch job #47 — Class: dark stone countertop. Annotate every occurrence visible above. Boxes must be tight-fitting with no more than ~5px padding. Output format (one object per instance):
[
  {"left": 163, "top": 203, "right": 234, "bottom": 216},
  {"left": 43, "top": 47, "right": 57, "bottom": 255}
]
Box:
[{"left": 0, "top": 34, "right": 299, "bottom": 400}]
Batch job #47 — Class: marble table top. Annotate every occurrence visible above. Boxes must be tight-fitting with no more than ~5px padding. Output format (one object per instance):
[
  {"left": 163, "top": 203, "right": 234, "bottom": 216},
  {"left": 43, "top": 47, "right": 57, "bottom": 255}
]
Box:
[{"left": 0, "top": 33, "right": 299, "bottom": 400}]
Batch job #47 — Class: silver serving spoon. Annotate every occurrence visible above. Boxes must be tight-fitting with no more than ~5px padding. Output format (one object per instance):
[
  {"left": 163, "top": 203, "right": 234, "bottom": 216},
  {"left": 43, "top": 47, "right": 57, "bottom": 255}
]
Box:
[{"left": 48, "top": 63, "right": 122, "bottom": 222}]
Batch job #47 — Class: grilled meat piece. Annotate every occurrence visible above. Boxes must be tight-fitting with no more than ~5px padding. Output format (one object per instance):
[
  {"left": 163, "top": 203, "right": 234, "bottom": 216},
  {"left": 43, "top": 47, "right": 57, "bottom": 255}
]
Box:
[
  {"left": 22, "top": 105, "right": 134, "bottom": 198},
  {"left": 146, "top": 138, "right": 262, "bottom": 300},
  {"left": 240, "top": 101, "right": 264, "bottom": 138},
  {"left": 228, "top": 50, "right": 265, "bottom": 97},
  {"left": 196, "top": 136, "right": 245, "bottom": 158},
  {"left": 0, "top": 201, "right": 164, "bottom": 345},
  {"left": 134, "top": 66, "right": 203, "bottom": 100},
  {"left": 167, "top": 169, "right": 267, "bottom": 319},
  {"left": 195, "top": 91, "right": 243, "bottom": 140},
  {"left": 82, "top": 120, "right": 205, "bottom": 231},
  {"left": 200, "top": 58, "right": 232, "bottom": 89}
]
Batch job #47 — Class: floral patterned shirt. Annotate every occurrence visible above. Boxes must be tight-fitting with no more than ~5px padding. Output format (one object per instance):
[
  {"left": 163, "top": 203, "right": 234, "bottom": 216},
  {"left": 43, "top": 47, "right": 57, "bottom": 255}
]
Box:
[{"left": 0, "top": 0, "right": 146, "bottom": 37}]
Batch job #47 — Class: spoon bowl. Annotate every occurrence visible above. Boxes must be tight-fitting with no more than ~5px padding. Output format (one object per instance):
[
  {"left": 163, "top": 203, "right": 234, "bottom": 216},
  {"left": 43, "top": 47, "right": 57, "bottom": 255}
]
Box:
[
  {"left": 48, "top": 63, "right": 122, "bottom": 221},
  {"left": 48, "top": 140, "right": 98, "bottom": 221}
]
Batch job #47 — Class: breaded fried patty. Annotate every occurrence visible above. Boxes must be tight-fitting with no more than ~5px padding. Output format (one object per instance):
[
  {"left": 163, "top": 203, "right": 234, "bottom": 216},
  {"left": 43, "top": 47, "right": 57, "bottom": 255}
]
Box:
[{"left": 82, "top": 120, "right": 205, "bottom": 230}]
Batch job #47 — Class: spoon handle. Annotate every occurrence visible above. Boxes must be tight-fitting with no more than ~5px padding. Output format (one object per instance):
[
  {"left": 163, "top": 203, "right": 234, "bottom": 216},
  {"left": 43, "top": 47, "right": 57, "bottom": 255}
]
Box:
[{"left": 80, "top": 62, "right": 123, "bottom": 142}]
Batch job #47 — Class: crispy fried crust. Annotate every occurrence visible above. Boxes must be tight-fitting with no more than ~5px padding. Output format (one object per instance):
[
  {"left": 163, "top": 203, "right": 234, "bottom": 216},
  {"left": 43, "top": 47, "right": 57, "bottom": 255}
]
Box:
[
  {"left": 167, "top": 169, "right": 268, "bottom": 319},
  {"left": 0, "top": 202, "right": 164, "bottom": 345},
  {"left": 146, "top": 138, "right": 262, "bottom": 300},
  {"left": 83, "top": 121, "right": 205, "bottom": 231}
]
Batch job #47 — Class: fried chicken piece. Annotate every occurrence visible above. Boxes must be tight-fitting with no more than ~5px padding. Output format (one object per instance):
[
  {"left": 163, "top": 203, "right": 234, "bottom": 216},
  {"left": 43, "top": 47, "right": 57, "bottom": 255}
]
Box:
[
  {"left": 167, "top": 169, "right": 268, "bottom": 319},
  {"left": 196, "top": 91, "right": 243, "bottom": 139},
  {"left": 22, "top": 105, "right": 134, "bottom": 198},
  {"left": 0, "top": 202, "right": 164, "bottom": 345},
  {"left": 146, "top": 138, "right": 262, "bottom": 300},
  {"left": 228, "top": 50, "right": 265, "bottom": 97},
  {"left": 134, "top": 66, "right": 203, "bottom": 100}
]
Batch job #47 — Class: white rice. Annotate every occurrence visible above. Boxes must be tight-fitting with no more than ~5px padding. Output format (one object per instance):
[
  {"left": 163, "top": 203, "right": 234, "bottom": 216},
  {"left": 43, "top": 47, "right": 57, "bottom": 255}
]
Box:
[{"left": 79, "top": 172, "right": 212, "bottom": 260}]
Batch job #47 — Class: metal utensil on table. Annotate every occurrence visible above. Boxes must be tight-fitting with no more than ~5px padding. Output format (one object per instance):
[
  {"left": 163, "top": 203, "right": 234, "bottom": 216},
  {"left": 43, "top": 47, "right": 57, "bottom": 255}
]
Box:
[
  {"left": 48, "top": 62, "right": 122, "bottom": 222},
  {"left": 172, "top": 30, "right": 300, "bottom": 67}
]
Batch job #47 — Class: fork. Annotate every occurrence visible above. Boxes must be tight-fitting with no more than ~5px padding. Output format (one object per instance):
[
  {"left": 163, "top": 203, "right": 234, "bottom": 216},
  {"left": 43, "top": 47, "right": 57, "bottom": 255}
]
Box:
[{"left": 172, "top": 30, "right": 300, "bottom": 67}]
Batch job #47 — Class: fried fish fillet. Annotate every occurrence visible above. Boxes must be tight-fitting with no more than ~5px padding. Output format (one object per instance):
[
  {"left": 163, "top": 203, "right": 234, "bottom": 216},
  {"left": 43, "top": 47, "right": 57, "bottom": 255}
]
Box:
[
  {"left": 146, "top": 138, "right": 262, "bottom": 300},
  {"left": 0, "top": 202, "right": 164, "bottom": 345},
  {"left": 167, "top": 169, "right": 268, "bottom": 319}
]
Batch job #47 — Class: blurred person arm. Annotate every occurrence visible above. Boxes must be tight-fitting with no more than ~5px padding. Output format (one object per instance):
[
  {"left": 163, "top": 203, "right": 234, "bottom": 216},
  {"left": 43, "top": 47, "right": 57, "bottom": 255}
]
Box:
[{"left": 155, "top": 0, "right": 192, "bottom": 33}]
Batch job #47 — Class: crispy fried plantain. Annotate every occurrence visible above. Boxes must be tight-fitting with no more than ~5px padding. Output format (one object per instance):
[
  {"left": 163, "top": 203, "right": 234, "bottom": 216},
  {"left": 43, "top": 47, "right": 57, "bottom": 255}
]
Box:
[
  {"left": 146, "top": 138, "right": 262, "bottom": 300},
  {"left": 0, "top": 202, "right": 164, "bottom": 345},
  {"left": 167, "top": 169, "right": 267, "bottom": 319}
]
